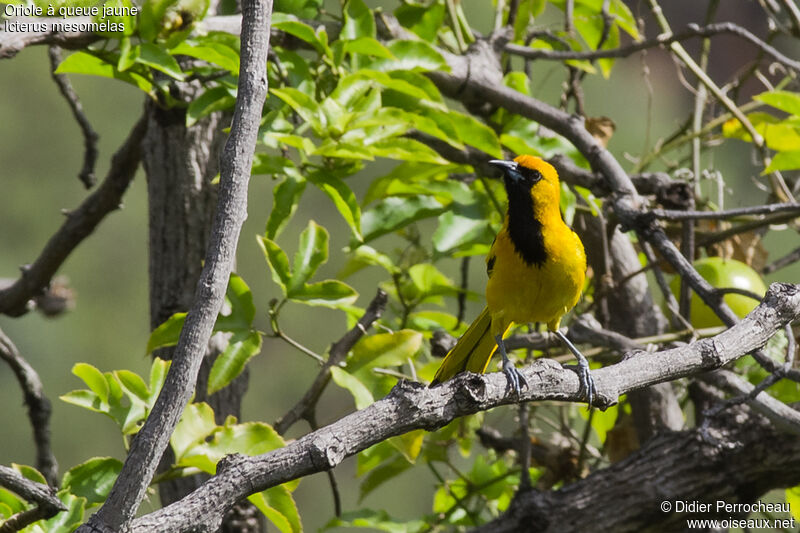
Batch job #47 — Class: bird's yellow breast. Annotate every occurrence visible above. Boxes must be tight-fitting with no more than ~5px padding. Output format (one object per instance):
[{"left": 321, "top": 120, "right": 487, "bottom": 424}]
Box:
[{"left": 485, "top": 213, "right": 586, "bottom": 334}]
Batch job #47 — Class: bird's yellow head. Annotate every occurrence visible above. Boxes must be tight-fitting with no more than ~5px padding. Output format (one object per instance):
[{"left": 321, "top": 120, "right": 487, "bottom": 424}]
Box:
[{"left": 489, "top": 155, "right": 561, "bottom": 214}]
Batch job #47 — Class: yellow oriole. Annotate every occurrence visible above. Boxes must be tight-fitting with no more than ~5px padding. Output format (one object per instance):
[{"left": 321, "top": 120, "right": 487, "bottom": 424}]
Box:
[{"left": 431, "top": 155, "right": 595, "bottom": 403}]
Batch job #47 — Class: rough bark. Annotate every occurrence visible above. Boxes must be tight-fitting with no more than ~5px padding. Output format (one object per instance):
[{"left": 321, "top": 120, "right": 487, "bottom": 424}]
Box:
[
  {"left": 475, "top": 397, "right": 800, "bottom": 533},
  {"left": 142, "top": 77, "right": 251, "bottom": 516}
]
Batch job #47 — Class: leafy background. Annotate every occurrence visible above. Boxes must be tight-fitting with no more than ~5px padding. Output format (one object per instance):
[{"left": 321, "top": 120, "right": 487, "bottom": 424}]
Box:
[{"left": 1, "top": 0, "right": 799, "bottom": 530}]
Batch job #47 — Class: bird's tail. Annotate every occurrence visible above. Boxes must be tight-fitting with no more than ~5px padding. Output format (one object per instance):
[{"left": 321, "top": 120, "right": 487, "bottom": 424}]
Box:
[{"left": 430, "top": 307, "right": 502, "bottom": 385}]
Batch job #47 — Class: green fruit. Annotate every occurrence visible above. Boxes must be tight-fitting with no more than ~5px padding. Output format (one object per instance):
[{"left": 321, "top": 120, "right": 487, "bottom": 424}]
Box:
[{"left": 669, "top": 257, "right": 767, "bottom": 328}]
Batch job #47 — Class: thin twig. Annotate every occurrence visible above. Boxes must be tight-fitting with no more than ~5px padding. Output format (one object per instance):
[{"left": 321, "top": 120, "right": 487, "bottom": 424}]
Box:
[
  {"left": 274, "top": 289, "right": 388, "bottom": 435},
  {"left": 0, "top": 328, "right": 58, "bottom": 487},
  {"left": 504, "top": 22, "right": 800, "bottom": 73},
  {"left": 696, "top": 210, "right": 800, "bottom": 247},
  {"left": 763, "top": 245, "right": 800, "bottom": 274},
  {"left": 651, "top": 202, "right": 800, "bottom": 221},
  {"left": 456, "top": 256, "right": 470, "bottom": 328},
  {"left": 47, "top": 45, "right": 99, "bottom": 189}
]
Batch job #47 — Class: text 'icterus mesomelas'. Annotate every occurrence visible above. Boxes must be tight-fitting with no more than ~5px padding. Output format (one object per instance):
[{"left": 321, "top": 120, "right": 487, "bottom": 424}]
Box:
[{"left": 431, "top": 155, "right": 596, "bottom": 404}]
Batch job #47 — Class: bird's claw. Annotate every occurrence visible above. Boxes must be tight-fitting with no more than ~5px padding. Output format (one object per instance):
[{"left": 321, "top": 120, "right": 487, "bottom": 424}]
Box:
[
  {"left": 568, "top": 359, "right": 596, "bottom": 406},
  {"left": 502, "top": 359, "right": 528, "bottom": 398}
]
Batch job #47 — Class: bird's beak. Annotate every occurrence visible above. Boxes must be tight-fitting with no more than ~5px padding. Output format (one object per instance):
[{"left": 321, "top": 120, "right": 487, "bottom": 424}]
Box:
[
  {"left": 489, "top": 159, "right": 522, "bottom": 181},
  {"left": 488, "top": 159, "right": 518, "bottom": 173}
]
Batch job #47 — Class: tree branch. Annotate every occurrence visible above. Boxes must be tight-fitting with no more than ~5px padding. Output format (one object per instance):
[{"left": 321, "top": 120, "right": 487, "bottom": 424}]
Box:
[
  {"left": 78, "top": 0, "right": 272, "bottom": 530},
  {"left": 475, "top": 390, "right": 800, "bottom": 532},
  {"left": 47, "top": 45, "right": 99, "bottom": 189},
  {"left": 0, "top": 328, "right": 58, "bottom": 487},
  {"left": 504, "top": 22, "right": 800, "bottom": 73},
  {"left": 0, "top": 114, "right": 145, "bottom": 317},
  {"left": 274, "top": 288, "right": 388, "bottom": 435},
  {"left": 128, "top": 284, "right": 800, "bottom": 532},
  {"left": 0, "top": 465, "right": 65, "bottom": 533}
]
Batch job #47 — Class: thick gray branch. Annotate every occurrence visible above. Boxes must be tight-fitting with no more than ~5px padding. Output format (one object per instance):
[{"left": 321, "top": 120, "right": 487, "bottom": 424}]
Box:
[
  {"left": 130, "top": 284, "right": 800, "bottom": 532},
  {"left": 78, "top": 1, "right": 272, "bottom": 530},
  {"left": 475, "top": 394, "right": 800, "bottom": 533}
]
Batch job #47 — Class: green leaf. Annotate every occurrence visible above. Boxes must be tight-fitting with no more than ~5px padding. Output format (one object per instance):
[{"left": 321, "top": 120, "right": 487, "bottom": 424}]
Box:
[
  {"left": 216, "top": 273, "right": 256, "bottom": 330},
  {"left": 367, "top": 138, "right": 449, "bottom": 164},
  {"left": 171, "top": 402, "right": 218, "bottom": 459},
  {"left": 756, "top": 90, "right": 800, "bottom": 116},
  {"left": 331, "top": 366, "right": 374, "bottom": 409},
  {"left": 271, "top": 16, "right": 328, "bottom": 57},
  {"left": 448, "top": 112, "right": 503, "bottom": 157},
  {"left": 433, "top": 202, "right": 495, "bottom": 256},
  {"left": 395, "top": 1, "right": 445, "bottom": 41},
  {"left": 314, "top": 141, "right": 375, "bottom": 160},
  {"left": 347, "top": 330, "right": 423, "bottom": 373},
  {"left": 258, "top": 236, "right": 292, "bottom": 294},
  {"left": 266, "top": 173, "right": 306, "bottom": 240},
  {"left": 610, "top": 0, "right": 639, "bottom": 39},
  {"left": 271, "top": 87, "right": 324, "bottom": 135},
  {"left": 60, "top": 390, "right": 105, "bottom": 413},
  {"left": 364, "top": 162, "right": 467, "bottom": 204},
  {"left": 251, "top": 154, "right": 297, "bottom": 177},
  {"left": 43, "top": 492, "right": 85, "bottom": 532},
  {"left": 584, "top": 403, "right": 618, "bottom": 443},
  {"left": 73, "top": 363, "right": 110, "bottom": 404},
  {"left": 289, "top": 220, "right": 328, "bottom": 291},
  {"left": 500, "top": 133, "right": 542, "bottom": 157},
  {"left": 389, "top": 429, "right": 425, "bottom": 463},
  {"left": 115, "top": 370, "right": 150, "bottom": 402},
  {"left": 344, "top": 37, "right": 395, "bottom": 58},
  {"left": 137, "top": 42, "right": 185, "bottom": 80},
  {"left": 13, "top": 464, "right": 47, "bottom": 485},
  {"left": 207, "top": 330, "right": 263, "bottom": 394},
  {"left": 290, "top": 280, "right": 358, "bottom": 307},
  {"left": 307, "top": 171, "right": 362, "bottom": 241},
  {"left": 386, "top": 70, "right": 443, "bottom": 102},
  {"left": 341, "top": 0, "right": 375, "bottom": 40},
  {"left": 764, "top": 150, "right": 800, "bottom": 173},
  {"left": 407, "top": 310, "right": 461, "bottom": 332},
  {"left": 273, "top": 0, "right": 322, "bottom": 18},
  {"left": 359, "top": 455, "right": 413, "bottom": 502},
  {"left": 249, "top": 485, "right": 302, "bottom": 533},
  {"left": 55, "top": 51, "right": 153, "bottom": 94},
  {"left": 61, "top": 457, "right": 123, "bottom": 507},
  {"left": 171, "top": 40, "right": 240, "bottom": 73},
  {"left": 187, "top": 86, "right": 236, "bottom": 127},
  {"left": 325, "top": 509, "right": 426, "bottom": 533},
  {"left": 369, "top": 40, "right": 448, "bottom": 72},
  {"left": 341, "top": 245, "right": 397, "bottom": 277},
  {"left": 786, "top": 486, "right": 800, "bottom": 522},
  {"left": 361, "top": 195, "right": 445, "bottom": 243},
  {"left": 146, "top": 312, "right": 187, "bottom": 353},
  {"left": 139, "top": 0, "right": 180, "bottom": 41},
  {"left": 149, "top": 358, "right": 171, "bottom": 401},
  {"left": 117, "top": 37, "right": 136, "bottom": 71},
  {"left": 180, "top": 421, "right": 285, "bottom": 473},
  {"left": 0, "top": 488, "right": 25, "bottom": 515},
  {"left": 403, "top": 263, "right": 459, "bottom": 304}
]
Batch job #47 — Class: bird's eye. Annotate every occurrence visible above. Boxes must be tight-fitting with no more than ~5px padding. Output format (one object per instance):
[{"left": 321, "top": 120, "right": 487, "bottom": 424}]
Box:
[{"left": 520, "top": 167, "right": 543, "bottom": 185}]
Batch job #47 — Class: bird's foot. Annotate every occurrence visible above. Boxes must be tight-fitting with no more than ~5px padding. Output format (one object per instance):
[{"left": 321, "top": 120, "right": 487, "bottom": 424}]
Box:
[
  {"left": 567, "top": 358, "right": 596, "bottom": 406},
  {"left": 502, "top": 359, "right": 528, "bottom": 398}
]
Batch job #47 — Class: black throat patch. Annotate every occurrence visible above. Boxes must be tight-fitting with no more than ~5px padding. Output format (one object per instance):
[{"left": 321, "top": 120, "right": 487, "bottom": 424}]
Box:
[{"left": 505, "top": 177, "right": 546, "bottom": 267}]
